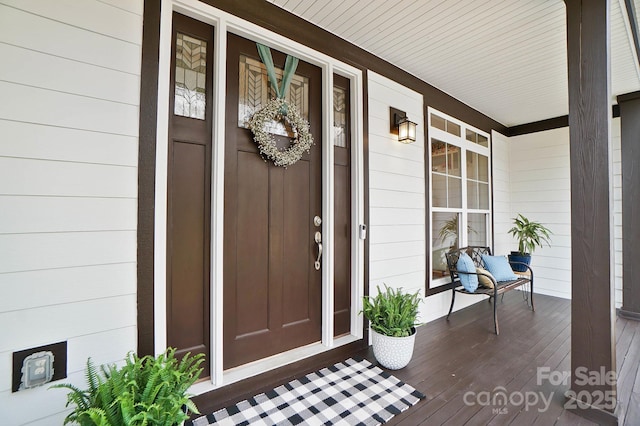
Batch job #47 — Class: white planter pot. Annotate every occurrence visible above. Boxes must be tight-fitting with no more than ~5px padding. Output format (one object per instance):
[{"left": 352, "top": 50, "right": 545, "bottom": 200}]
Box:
[{"left": 371, "top": 328, "right": 416, "bottom": 370}]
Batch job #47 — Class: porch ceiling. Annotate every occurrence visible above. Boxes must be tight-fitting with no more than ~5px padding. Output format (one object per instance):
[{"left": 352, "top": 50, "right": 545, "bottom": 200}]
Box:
[{"left": 267, "top": 0, "right": 640, "bottom": 127}]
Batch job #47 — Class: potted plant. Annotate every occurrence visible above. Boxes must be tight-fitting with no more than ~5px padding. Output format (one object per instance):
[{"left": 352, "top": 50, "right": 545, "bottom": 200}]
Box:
[
  {"left": 361, "top": 284, "right": 421, "bottom": 370},
  {"left": 508, "top": 214, "right": 552, "bottom": 272},
  {"left": 51, "top": 348, "right": 204, "bottom": 426}
]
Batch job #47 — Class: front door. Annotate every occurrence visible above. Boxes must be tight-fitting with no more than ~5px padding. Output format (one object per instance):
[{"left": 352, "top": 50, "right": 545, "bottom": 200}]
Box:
[{"left": 223, "top": 33, "right": 323, "bottom": 369}]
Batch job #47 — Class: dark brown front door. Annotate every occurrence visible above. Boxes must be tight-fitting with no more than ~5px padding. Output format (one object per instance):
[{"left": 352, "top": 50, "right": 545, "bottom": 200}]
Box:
[
  {"left": 223, "top": 33, "right": 323, "bottom": 369},
  {"left": 166, "top": 13, "right": 213, "bottom": 377}
]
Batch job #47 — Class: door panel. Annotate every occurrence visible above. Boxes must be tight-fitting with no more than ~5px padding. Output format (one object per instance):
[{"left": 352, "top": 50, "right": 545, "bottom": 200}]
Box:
[
  {"left": 169, "top": 141, "right": 206, "bottom": 351},
  {"left": 224, "top": 33, "right": 322, "bottom": 369},
  {"left": 236, "top": 151, "right": 270, "bottom": 336},
  {"left": 166, "top": 13, "right": 213, "bottom": 377}
]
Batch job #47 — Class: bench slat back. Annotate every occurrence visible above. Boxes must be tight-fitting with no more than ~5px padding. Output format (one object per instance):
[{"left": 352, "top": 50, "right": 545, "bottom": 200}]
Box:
[{"left": 444, "top": 246, "right": 492, "bottom": 282}]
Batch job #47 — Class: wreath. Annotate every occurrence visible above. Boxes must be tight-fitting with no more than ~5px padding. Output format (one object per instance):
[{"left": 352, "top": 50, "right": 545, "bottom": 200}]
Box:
[{"left": 247, "top": 97, "right": 314, "bottom": 167}]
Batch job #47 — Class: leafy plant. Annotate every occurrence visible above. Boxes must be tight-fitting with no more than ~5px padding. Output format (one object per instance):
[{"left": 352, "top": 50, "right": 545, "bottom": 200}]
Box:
[
  {"left": 361, "top": 284, "right": 421, "bottom": 337},
  {"left": 508, "top": 213, "right": 552, "bottom": 255},
  {"left": 51, "top": 348, "right": 204, "bottom": 426},
  {"left": 438, "top": 214, "right": 476, "bottom": 247}
]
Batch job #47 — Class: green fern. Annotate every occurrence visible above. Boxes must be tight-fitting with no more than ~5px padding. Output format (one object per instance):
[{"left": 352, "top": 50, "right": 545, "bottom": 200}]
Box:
[
  {"left": 361, "top": 284, "right": 421, "bottom": 337},
  {"left": 51, "top": 348, "right": 205, "bottom": 425}
]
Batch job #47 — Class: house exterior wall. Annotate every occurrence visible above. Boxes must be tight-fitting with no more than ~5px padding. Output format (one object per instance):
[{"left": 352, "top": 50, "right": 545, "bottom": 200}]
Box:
[
  {"left": 368, "top": 72, "right": 480, "bottom": 323},
  {"left": 492, "top": 131, "right": 513, "bottom": 256},
  {"left": 506, "top": 119, "right": 623, "bottom": 306},
  {"left": 0, "top": 1, "right": 625, "bottom": 423},
  {"left": 508, "top": 127, "right": 572, "bottom": 299},
  {"left": 0, "top": 1, "right": 143, "bottom": 424},
  {"left": 613, "top": 117, "right": 623, "bottom": 309}
]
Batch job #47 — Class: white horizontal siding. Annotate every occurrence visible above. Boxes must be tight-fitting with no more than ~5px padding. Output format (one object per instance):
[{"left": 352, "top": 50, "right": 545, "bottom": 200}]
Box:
[
  {"left": 367, "top": 71, "right": 479, "bottom": 323},
  {"left": 612, "top": 118, "right": 623, "bottom": 308},
  {"left": 369, "top": 207, "right": 425, "bottom": 226},
  {"left": 0, "top": 197, "right": 137, "bottom": 234},
  {"left": 0, "top": 81, "right": 139, "bottom": 136},
  {"left": 508, "top": 122, "right": 623, "bottom": 304},
  {"left": 0, "top": 263, "right": 136, "bottom": 313},
  {"left": 492, "top": 131, "right": 512, "bottom": 256},
  {"left": 509, "top": 127, "right": 571, "bottom": 299},
  {"left": 367, "top": 72, "right": 427, "bottom": 319},
  {"left": 1, "top": 0, "right": 142, "bottom": 43},
  {"left": 369, "top": 241, "right": 426, "bottom": 262},
  {"left": 0, "top": 0, "right": 143, "bottom": 423},
  {"left": 0, "top": 158, "right": 137, "bottom": 198},
  {"left": 0, "top": 231, "right": 136, "bottom": 274},
  {"left": 0, "top": 3, "right": 141, "bottom": 75},
  {"left": 0, "top": 295, "right": 136, "bottom": 355},
  {"left": 0, "top": 43, "right": 140, "bottom": 106},
  {"left": 0, "top": 120, "right": 138, "bottom": 166}
]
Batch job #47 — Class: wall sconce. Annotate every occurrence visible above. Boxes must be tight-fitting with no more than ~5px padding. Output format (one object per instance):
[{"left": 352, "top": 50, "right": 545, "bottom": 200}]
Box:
[{"left": 390, "top": 107, "right": 418, "bottom": 143}]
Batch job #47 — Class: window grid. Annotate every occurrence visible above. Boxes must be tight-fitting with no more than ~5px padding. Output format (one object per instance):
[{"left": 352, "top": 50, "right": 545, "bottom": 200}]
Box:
[{"left": 429, "top": 109, "right": 491, "bottom": 284}]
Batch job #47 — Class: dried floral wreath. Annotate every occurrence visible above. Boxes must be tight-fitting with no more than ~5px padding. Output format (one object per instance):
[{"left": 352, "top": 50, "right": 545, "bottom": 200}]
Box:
[
  {"left": 247, "top": 97, "right": 313, "bottom": 167},
  {"left": 247, "top": 43, "right": 314, "bottom": 167}
]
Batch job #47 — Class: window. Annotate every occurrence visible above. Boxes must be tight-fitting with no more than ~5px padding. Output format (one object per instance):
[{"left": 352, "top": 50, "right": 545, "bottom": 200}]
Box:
[
  {"left": 174, "top": 33, "right": 208, "bottom": 120},
  {"left": 429, "top": 109, "right": 491, "bottom": 285}
]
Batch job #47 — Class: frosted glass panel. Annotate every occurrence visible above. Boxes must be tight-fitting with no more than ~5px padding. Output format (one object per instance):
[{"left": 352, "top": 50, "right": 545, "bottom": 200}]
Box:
[
  {"left": 238, "top": 55, "right": 309, "bottom": 137},
  {"left": 333, "top": 86, "right": 347, "bottom": 147},
  {"left": 175, "top": 33, "right": 207, "bottom": 120}
]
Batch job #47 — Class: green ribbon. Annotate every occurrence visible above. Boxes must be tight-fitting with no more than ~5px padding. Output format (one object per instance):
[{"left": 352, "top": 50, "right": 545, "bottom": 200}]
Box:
[{"left": 257, "top": 43, "right": 299, "bottom": 115}]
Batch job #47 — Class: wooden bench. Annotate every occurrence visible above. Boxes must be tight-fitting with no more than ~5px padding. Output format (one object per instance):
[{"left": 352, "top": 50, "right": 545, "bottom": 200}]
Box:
[{"left": 444, "top": 246, "right": 534, "bottom": 335}]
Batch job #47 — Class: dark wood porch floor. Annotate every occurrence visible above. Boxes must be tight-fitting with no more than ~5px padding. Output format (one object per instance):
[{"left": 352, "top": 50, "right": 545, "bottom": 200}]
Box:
[
  {"left": 195, "top": 292, "right": 640, "bottom": 425},
  {"left": 377, "top": 292, "right": 640, "bottom": 426}
]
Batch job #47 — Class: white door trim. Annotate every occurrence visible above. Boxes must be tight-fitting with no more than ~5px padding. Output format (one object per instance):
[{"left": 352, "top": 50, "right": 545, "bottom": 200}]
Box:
[{"left": 154, "top": 0, "right": 365, "bottom": 394}]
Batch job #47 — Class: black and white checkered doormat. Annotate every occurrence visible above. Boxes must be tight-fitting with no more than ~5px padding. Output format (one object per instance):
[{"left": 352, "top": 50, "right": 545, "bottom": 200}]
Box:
[{"left": 191, "top": 358, "right": 425, "bottom": 425}]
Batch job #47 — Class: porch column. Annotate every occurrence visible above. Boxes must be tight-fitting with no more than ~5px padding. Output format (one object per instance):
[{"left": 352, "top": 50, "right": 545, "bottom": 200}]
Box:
[
  {"left": 565, "top": 0, "right": 617, "bottom": 423},
  {"left": 618, "top": 91, "right": 640, "bottom": 321}
]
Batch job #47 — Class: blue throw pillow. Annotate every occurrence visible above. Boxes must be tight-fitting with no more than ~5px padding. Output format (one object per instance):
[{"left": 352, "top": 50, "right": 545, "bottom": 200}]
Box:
[
  {"left": 456, "top": 253, "right": 479, "bottom": 292},
  {"left": 481, "top": 255, "right": 518, "bottom": 282}
]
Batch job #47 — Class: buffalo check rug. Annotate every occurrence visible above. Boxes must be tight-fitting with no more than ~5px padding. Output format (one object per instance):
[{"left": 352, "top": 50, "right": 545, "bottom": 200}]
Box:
[{"left": 190, "top": 358, "right": 425, "bottom": 425}]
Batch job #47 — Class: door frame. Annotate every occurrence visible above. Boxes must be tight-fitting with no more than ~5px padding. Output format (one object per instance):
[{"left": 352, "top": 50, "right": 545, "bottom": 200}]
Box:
[{"left": 153, "top": 0, "right": 365, "bottom": 394}]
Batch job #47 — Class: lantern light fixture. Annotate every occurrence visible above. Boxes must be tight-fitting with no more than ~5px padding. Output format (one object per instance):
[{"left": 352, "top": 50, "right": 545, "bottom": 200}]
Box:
[{"left": 390, "top": 107, "right": 418, "bottom": 143}]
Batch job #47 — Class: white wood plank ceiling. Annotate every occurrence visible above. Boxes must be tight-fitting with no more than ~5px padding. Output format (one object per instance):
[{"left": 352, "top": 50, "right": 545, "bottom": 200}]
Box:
[{"left": 268, "top": 0, "right": 640, "bottom": 127}]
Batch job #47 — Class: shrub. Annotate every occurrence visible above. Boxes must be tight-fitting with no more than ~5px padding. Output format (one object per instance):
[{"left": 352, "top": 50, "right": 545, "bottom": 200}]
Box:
[{"left": 51, "top": 348, "right": 204, "bottom": 426}]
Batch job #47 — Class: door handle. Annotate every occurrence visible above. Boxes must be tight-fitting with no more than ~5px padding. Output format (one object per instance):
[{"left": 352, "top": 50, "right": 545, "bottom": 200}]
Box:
[{"left": 314, "top": 231, "right": 322, "bottom": 270}]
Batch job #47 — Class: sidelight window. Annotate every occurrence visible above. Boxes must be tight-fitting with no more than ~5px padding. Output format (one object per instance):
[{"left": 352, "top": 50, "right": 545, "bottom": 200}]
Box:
[{"left": 174, "top": 33, "right": 207, "bottom": 120}]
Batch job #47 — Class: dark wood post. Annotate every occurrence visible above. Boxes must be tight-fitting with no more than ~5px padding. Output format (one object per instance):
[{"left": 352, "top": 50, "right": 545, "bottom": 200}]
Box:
[
  {"left": 565, "top": 0, "right": 618, "bottom": 423},
  {"left": 618, "top": 91, "right": 640, "bottom": 321},
  {"left": 137, "top": 0, "right": 162, "bottom": 356}
]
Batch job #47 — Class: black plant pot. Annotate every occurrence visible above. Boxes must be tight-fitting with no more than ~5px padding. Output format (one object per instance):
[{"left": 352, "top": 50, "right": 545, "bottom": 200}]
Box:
[{"left": 508, "top": 252, "right": 531, "bottom": 272}]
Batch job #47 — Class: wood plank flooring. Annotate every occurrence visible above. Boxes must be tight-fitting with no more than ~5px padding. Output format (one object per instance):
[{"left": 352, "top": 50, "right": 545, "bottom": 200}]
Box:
[
  {"left": 375, "top": 292, "right": 640, "bottom": 426},
  {"left": 195, "top": 292, "right": 640, "bottom": 425}
]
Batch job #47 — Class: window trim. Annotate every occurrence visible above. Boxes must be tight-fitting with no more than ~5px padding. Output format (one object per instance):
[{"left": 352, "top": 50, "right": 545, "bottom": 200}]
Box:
[{"left": 426, "top": 107, "right": 493, "bottom": 295}]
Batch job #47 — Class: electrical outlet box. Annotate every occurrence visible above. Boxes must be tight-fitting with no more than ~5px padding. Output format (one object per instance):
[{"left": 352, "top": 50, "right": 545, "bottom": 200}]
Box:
[{"left": 12, "top": 341, "right": 67, "bottom": 392}]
